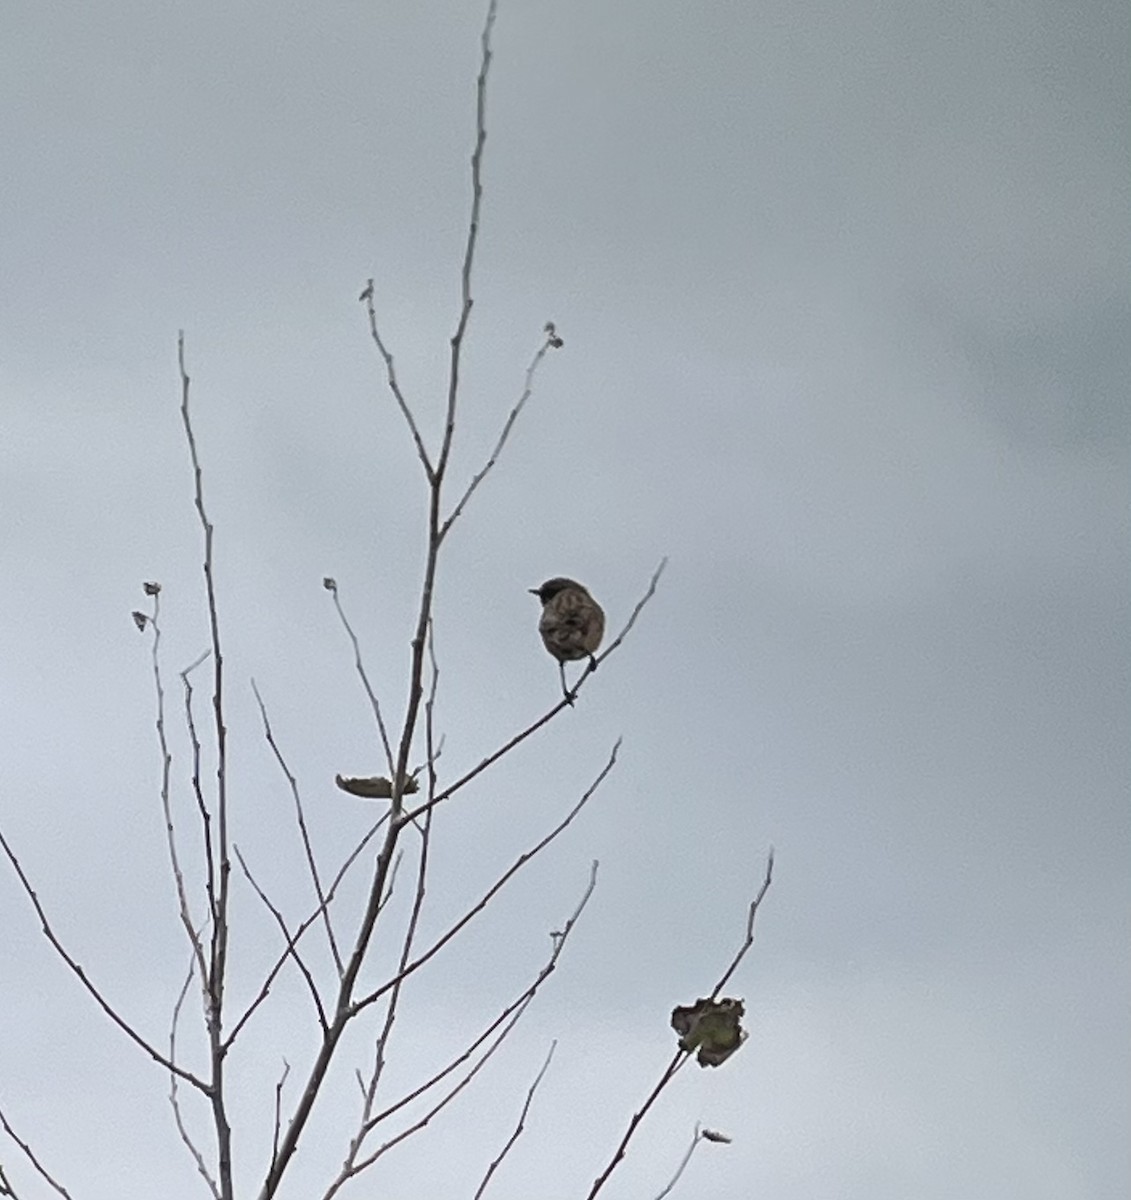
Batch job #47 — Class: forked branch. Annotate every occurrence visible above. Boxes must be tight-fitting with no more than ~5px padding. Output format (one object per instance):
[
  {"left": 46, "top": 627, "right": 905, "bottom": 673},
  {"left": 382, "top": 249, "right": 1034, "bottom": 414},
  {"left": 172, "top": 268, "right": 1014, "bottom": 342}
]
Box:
[{"left": 585, "top": 851, "right": 775, "bottom": 1198}]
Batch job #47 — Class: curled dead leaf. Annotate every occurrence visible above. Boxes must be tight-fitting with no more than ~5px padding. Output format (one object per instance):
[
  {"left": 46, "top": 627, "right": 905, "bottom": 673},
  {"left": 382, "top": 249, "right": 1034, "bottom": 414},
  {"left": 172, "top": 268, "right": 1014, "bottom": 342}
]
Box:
[
  {"left": 334, "top": 774, "right": 419, "bottom": 799},
  {"left": 670, "top": 997, "right": 747, "bottom": 1068}
]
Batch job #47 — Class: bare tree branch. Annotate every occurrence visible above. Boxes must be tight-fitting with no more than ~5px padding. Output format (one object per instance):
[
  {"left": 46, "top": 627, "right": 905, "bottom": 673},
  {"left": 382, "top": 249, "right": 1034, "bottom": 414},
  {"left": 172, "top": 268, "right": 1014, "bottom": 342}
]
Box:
[
  {"left": 595, "top": 557, "right": 668, "bottom": 669},
  {"left": 180, "top": 651, "right": 217, "bottom": 926},
  {"left": 709, "top": 849, "right": 775, "bottom": 1000},
  {"left": 365, "top": 860, "right": 598, "bottom": 1133},
  {"left": 435, "top": 0, "right": 497, "bottom": 487},
  {"left": 180, "top": 332, "right": 235, "bottom": 1200},
  {"left": 329, "top": 1015, "right": 505, "bottom": 1188},
  {"left": 360, "top": 281, "right": 435, "bottom": 482},
  {"left": 586, "top": 850, "right": 774, "bottom": 1198},
  {"left": 323, "top": 577, "right": 396, "bottom": 778},
  {"left": 586, "top": 1052, "right": 687, "bottom": 1200},
  {"left": 0, "top": 1108, "right": 72, "bottom": 1200},
  {"left": 169, "top": 958, "right": 222, "bottom": 1200},
  {"left": 472, "top": 1040, "right": 556, "bottom": 1200},
  {"left": 233, "top": 845, "right": 329, "bottom": 1034},
  {"left": 268, "top": 1060, "right": 291, "bottom": 1179},
  {"left": 251, "top": 679, "right": 343, "bottom": 976},
  {"left": 440, "top": 326, "right": 560, "bottom": 540},
  {"left": 344, "top": 616, "right": 443, "bottom": 1165},
  {"left": 224, "top": 812, "right": 389, "bottom": 1053},
  {"left": 328, "top": 931, "right": 570, "bottom": 1192},
  {"left": 352, "top": 743, "right": 620, "bottom": 1016},
  {"left": 253, "top": 13, "right": 513, "bottom": 1190},
  {"left": 145, "top": 592, "right": 211, "bottom": 994},
  {"left": 653, "top": 1125, "right": 709, "bottom": 1200},
  {"left": 0, "top": 826, "right": 208, "bottom": 1090}
]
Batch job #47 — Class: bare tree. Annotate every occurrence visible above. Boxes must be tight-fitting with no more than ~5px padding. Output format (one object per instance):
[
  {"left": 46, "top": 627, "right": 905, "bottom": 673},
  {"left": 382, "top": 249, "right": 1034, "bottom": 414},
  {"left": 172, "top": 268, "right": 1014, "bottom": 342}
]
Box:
[{"left": 0, "top": 3, "right": 772, "bottom": 1197}]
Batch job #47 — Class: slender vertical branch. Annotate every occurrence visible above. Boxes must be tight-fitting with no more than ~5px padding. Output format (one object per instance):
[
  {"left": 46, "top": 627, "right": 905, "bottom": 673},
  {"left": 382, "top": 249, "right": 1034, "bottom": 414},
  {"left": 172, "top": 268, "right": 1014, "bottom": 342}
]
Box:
[
  {"left": 256, "top": 7, "right": 656, "bottom": 1194},
  {"left": 180, "top": 651, "right": 217, "bottom": 925},
  {"left": 709, "top": 850, "right": 775, "bottom": 999},
  {"left": 169, "top": 959, "right": 222, "bottom": 1200},
  {"left": 147, "top": 592, "right": 211, "bottom": 990},
  {"left": 325, "top": 579, "right": 396, "bottom": 777},
  {"left": 472, "top": 1041, "right": 556, "bottom": 1200},
  {"left": 436, "top": 0, "right": 496, "bottom": 486},
  {"left": 178, "top": 333, "right": 234, "bottom": 1200},
  {"left": 268, "top": 1060, "right": 291, "bottom": 1178}
]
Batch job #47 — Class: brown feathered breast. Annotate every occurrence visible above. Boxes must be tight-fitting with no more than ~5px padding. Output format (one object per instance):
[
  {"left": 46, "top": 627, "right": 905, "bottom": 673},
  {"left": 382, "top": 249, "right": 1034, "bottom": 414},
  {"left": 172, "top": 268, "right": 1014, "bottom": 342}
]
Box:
[{"left": 533, "top": 579, "right": 605, "bottom": 663}]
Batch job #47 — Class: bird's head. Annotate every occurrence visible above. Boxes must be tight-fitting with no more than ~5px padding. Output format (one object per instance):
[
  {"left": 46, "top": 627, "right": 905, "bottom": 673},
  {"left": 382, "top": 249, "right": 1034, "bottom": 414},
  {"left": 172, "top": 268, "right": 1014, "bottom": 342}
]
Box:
[{"left": 529, "top": 577, "right": 586, "bottom": 603}]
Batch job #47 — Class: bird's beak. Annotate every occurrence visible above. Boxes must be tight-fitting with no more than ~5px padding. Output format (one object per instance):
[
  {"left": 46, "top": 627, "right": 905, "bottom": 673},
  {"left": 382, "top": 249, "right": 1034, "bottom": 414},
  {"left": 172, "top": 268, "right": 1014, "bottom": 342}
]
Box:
[{"left": 528, "top": 587, "right": 540, "bottom": 596}]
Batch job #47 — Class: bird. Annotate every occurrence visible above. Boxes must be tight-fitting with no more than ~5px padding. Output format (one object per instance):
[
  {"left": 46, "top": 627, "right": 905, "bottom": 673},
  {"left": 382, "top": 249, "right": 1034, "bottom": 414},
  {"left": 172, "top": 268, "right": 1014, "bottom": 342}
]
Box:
[{"left": 529, "top": 577, "right": 605, "bottom": 704}]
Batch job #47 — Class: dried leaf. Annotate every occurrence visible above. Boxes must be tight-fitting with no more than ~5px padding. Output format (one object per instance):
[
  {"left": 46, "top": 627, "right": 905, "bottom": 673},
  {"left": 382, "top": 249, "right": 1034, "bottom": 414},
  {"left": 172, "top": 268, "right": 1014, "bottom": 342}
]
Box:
[
  {"left": 131, "top": 611, "right": 148, "bottom": 632},
  {"left": 701, "top": 1129, "right": 732, "bottom": 1144},
  {"left": 670, "top": 997, "right": 747, "bottom": 1067},
  {"left": 143, "top": 581, "right": 161, "bottom": 595},
  {"left": 334, "top": 774, "right": 419, "bottom": 799}
]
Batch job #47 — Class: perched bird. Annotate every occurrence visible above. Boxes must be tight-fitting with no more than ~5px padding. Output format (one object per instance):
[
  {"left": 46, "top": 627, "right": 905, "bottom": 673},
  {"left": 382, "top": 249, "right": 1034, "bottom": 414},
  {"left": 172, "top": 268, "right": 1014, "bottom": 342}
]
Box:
[{"left": 529, "top": 577, "right": 605, "bottom": 704}]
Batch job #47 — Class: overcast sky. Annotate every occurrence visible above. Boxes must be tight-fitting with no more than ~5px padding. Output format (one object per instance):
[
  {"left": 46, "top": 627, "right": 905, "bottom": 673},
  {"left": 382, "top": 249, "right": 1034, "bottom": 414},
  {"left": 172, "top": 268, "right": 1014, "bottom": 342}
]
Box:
[{"left": 1, "top": 1, "right": 1128, "bottom": 1198}]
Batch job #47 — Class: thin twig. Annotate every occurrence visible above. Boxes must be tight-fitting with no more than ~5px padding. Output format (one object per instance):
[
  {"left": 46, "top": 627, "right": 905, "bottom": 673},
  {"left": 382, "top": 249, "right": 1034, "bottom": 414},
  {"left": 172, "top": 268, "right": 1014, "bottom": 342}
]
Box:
[
  {"left": 147, "top": 594, "right": 211, "bottom": 992},
  {"left": 585, "top": 1053, "right": 687, "bottom": 1200},
  {"left": 440, "top": 328, "right": 559, "bottom": 540},
  {"left": 332, "top": 1014, "right": 508, "bottom": 1186},
  {"left": 323, "top": 862, "right": 598, "bottom": 1196},
  {"left": 595, "top": 557, "right": 668, "bottom": 669},
  {"left": 365, "top": 861, "right": 598, "bottom": 1133},
  {"left": 251, "top": 679, "right": 343, "bottom": 976},
  {"left": 233, "top": 845, "right": 329, "bottom": 1035},
  {"left": 329, "top": 917, "right": 576, "bottom": 1193},
  {"left": 361, "top": 282, "right": 435, "bottom": 482},
  {"left": 472, "top": 1040, "right": 557, "bottom": 1200},
  {"left": 0, "top": 1107, "right": 73, "bottom": 1199},
  {"left": 268, "top": 1060, "right": 291, "bottom": 1177},
  {"left": 224, "top": 812, "right": 388, "bottom": 1052},
  {"left": 169, "top": 956, "right": 222, "bottom": 1200},
  {"left": 179, "top": 332, "right": 235, "bottom": 1200},
  {"left": 334, "top": 709, "right": 437, "bottom": 1181},
  {"left": 710, "top": 849, "right": 775, "bottom": 999},
  {"left": 435, "top": 0, "right": 497, "bottom": 487},
  {"left": 0, "top": 826, "right": 207, "bottom": 1090},
  {"left": 586, "top": 850, "right": 775, "bottom": 1199},
  {"left": 653, "top": 1125, "right": 706, "bottom": 1200},
  {"left": 325, "top": 579, "right": 396, "bottom": 777},
  {"left": 360, "top": 619, "right": 442, "bottom": 1110},
  {"left": 180, "top": 651, "right": 217, "bottom": 925},
  {"left": 353, "top": 743, "right": 619, "bottom": 1017}
]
